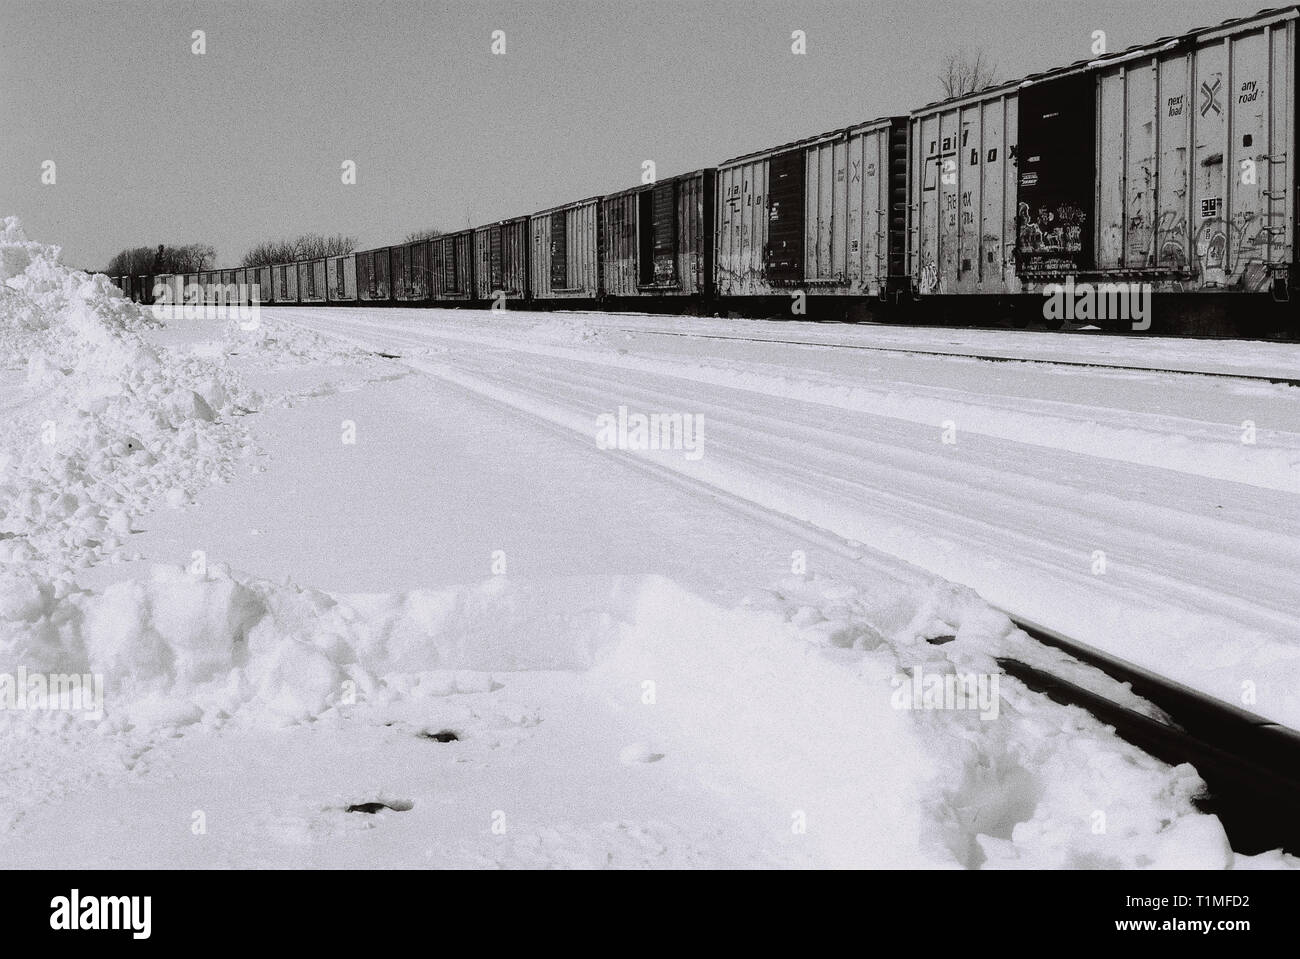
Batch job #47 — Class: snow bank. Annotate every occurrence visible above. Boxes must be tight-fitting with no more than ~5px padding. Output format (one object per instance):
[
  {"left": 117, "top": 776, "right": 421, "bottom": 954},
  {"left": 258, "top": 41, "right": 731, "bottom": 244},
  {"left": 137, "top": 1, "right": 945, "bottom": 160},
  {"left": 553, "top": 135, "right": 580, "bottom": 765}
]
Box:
[
  {"left": 0, "top": 559, "right": 1254, "bottom": 868},
  {"left": 0, "top": 218, "right": 254, "bottom": 571},
  {"left": 595, "top": 575, "right": 1236, "bottom": 869},
  {"left": 0, "top": 565, "right": 639, "bottom": 729}
]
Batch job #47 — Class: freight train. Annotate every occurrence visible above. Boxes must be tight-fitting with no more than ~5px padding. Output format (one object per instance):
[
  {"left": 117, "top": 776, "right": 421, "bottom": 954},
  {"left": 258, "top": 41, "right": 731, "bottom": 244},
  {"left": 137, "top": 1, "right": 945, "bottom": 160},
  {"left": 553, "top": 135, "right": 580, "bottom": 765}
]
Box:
[{"left": 113, "top": 6, "right": 1300, "bottom": 338}]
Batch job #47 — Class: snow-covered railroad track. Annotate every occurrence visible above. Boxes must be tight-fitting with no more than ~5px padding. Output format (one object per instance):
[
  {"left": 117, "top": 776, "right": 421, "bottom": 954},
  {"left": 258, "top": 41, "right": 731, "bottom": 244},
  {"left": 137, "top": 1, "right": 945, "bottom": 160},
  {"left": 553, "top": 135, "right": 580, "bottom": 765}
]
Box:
[
  {"left": 1000, "top": 618, "right": 1300, "bottom": 855},
  {"left": 613, "top": 327, "right": 1300, "bottom": 388},
  {"left": 270, "top": 306, "right": 1300, "bottom": 720}
]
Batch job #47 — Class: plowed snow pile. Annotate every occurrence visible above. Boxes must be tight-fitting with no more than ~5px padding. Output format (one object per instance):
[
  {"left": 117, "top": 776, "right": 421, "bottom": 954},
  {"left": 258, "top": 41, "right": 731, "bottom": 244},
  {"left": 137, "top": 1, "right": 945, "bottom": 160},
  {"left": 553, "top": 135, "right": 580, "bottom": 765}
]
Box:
[
  {"left": 0, "top": 562, "right": 1261, "bottom": 868},
  {"left": 0, "top": 217, "right": 254, "bottom": 571}
]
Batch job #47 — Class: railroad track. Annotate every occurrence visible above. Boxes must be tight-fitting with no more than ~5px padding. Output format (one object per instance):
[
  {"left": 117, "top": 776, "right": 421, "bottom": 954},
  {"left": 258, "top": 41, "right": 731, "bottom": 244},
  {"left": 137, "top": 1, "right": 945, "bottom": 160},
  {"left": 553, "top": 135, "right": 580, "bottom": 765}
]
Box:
[
  {"left": 617, "top": 327, "right": 1300, "bottom": 388},
  {"left": 619, "top": 322, "right": 1300, "bottom": 853},
  {"left": 999, "top": 616, "right": 1300, "bottom": 856}
]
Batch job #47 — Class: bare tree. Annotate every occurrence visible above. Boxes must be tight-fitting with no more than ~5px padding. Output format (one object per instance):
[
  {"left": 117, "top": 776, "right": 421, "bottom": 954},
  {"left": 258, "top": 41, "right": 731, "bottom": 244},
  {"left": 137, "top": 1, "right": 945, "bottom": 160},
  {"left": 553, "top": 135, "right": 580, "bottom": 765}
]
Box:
[
  {"left": 939, "top": 47, "right": 997, "bottom": 99},
  {"left": 294, "top": 232, "right": 357, "bottom": 260},
  {"left": 241, "top": 240, "right": 297, "bottom": 268},
  {"left": 104, "top": 246, "right": 154, "bottom": 275},
  {"left": 171, "top": 244, "right": 216, "bottom": 273},
  {"left": 240, "top": 233, "right": 356, "bottom": 267},
  {"left": 404, "top": 227, "right": 444, "bottom": 243}
]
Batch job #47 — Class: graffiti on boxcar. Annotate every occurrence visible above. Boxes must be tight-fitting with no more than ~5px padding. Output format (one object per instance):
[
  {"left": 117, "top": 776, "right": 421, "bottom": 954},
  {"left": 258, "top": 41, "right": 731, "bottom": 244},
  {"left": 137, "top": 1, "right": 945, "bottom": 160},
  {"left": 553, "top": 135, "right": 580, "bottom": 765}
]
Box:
[
  {"left": 1193, "top": 210, "right": 1285, "bottom": 290},
  {"left": 1097, "top": 209, "right": 1190, "bottom": 270},
  {"left": 1110, "top": 207, "right": 1285, "bottom": 290},
  {"left": 918, "top": 255, "right": 939, "bottom": 295},
  {"left": 1017, "top": 201, "right": 1087, "bottom": 254},
  {"left": 1152, "top": 210, "right": 1190, "bottom": 270}
]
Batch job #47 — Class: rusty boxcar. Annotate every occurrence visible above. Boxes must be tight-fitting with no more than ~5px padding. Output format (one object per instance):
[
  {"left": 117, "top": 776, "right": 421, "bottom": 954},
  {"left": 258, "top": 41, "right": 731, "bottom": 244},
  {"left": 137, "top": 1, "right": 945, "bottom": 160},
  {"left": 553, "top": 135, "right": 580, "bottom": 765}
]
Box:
[
  {"left": 473, "top": 217, "right": 529, "bottom": 303},
  {"left": 252, "top": 266, "right": 271, "bottom": 304},
  {"left": 715, "top": 117, "right": 908, "bottom": 316},
  {"left": 602, "top": 169, "right": 715, "bottom": 305},
  {"left": 326, "top": 255, "right": 357, "bottom": 301},
  {"left": 430, "top": 230, "right": 475, "bottom": 301},
  {"left": 529, "top": 197, "right": 601, "bottom": 302},
  {"left": 909, "top": 82, "right": 1021, "bottom": 301},
  {"left": 390, "top": 241, "right": 430, "bottom": 302},
  {"left": 273, "top": 262, "right": 299, "bottom": 304},
  {"left": 297, "top": 259, "right": 327, "bottom": 303},
  {"left": 356, "top": 247, "right": 392, "bottom": 302},
  {"left": 1089, "top": 8, "right": 1296, "bottom": 308}
]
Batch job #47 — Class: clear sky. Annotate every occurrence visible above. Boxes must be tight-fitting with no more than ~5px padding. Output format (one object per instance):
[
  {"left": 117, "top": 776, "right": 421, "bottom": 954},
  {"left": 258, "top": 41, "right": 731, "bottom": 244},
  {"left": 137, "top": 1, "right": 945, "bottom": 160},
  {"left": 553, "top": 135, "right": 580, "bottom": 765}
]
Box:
[{"left": 0, "top": 0, "right": 1278, "bottom": 269}]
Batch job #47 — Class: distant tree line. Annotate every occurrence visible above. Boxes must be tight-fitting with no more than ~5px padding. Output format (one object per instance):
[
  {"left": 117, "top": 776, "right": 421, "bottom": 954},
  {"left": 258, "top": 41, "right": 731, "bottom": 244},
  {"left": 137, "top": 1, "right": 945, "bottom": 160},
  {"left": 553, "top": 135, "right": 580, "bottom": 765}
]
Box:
[
  {"left": 104, "top": 233, "right": 360, "bottom": 275},
  {"left": 240, "top": 233, "right": 357, "bottom": 268},
  {"left": 104, "top": 243, "right": 215, "bottom": 276}
]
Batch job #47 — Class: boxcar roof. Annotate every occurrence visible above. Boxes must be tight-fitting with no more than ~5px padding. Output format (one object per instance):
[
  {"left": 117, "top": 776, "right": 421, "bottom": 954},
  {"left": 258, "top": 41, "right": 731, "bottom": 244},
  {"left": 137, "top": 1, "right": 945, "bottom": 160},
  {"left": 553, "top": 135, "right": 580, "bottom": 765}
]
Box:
[
  {"left": 718, "top": 115, "right": 901, "bottom": 168},
  {"left": 530, "top": 194, "right": 603, "bottom": 216},
  {"left": 602, "top": 166, "right": 714, "bottom": 199},
  {"left": 914, "top": 4, "right": 1300, "bottom": 115},
  {"left": 473, "top": 214, "right": 530, "bottom": 230}
]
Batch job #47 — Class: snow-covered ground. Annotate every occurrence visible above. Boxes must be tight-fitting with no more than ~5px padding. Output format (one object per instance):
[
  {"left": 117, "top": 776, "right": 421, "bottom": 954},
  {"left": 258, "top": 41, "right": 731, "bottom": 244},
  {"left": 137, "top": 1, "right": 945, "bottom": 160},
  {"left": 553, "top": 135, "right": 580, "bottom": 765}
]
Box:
[
  {"left": 2, "top": 218, "right": 1297, "bottom": 869},
  {"left": 272, "top": 305, "right": 1300, "bottom": 729}
]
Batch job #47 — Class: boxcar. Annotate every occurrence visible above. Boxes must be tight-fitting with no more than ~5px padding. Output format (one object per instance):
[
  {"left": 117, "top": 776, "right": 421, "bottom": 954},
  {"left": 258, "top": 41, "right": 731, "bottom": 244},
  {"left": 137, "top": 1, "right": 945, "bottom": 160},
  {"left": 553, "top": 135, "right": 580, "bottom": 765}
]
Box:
[
  {"left": 602, "top": 169, "right": 715, "bottom": 306},
  {"left": 1089, "top": 8, "right": 1296, "bottom": 304},
  {"left": 391, "top": 240, "right": 429, "bottom": 302},
  {"left": 909, "top": 82, "right": 1020, "bottom": 301},
  {"left": 244, "top": 267, "right": 268, "bottom": 304},
  {"left": 298, "top": 259, "right": 327, "bottom": 303},
  {"left": 326, "top": 255, "right": 357, "bottom": 301},
  {"left": 356, "top": 247, "right": 392, "bottom": 302},
  {"left": 431, "top": 230, "right": 475, "bottom": 301},
  {"left": 715, "top": 118, "right": 908, "bottom": 316},
  {"left": 473, "top": 217, "right": 529, "bottom": 303},
  {"left": 908, "top": 6, "right": 1299, "bottom": 335},
  {"left": 273, "top": 262, "right": 299, "bottom": 304},
  {"left": 529, "top": 197, "right": 601, "bottom": 302}
]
